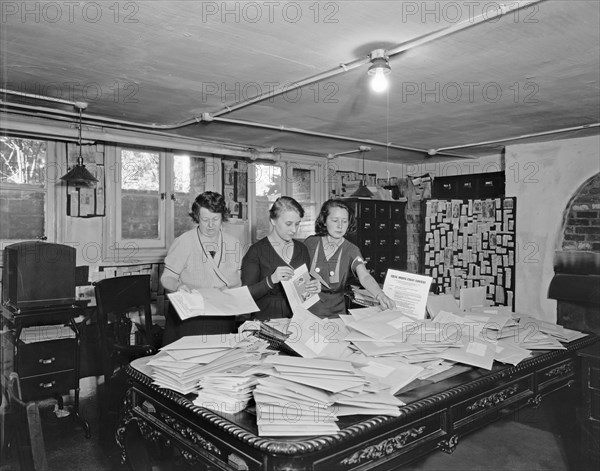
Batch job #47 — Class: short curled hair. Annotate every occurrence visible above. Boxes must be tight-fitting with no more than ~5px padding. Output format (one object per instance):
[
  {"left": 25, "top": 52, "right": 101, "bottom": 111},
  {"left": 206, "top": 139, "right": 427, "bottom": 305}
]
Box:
[
  {"left": 269, "top": 196, "right": 305, "bottom": 220},
  {"left": 189, "top": 191, "right": 228, "bottom": 223},
  {"left": 314, "top": 199, "right": 356, "bottom": 236}
]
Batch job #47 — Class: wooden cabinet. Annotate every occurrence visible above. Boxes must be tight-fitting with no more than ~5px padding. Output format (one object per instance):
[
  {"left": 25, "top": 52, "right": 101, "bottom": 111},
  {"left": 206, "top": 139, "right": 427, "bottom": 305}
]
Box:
[
  {"left": 342, "top": 198, "right": 407, "bottom": 283},
  {"left": 1, "top": 304, "right": 90, "bottom": 437},
  {"left": 579, "top": 342, "right": 600, "bottom": 469},
  {"left": 432, "top": 172, "right": 505, "bottom": 199}
]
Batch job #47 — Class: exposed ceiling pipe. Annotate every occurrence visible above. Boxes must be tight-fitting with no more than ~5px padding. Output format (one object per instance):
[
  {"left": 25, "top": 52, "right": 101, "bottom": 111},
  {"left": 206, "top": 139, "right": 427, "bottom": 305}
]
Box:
[
  {"left": 0, "top": 0, "right": 546, "bottom": 159},
  {"left": 328, "top": 146, "right": 372, "bottom": 160},
  {"left": 1, "top": 102, "right": 253, "bottom": 151},
  {"left": 1, "top": 114, "right": 262, "bottom": 159},
  {"left": 0, "top": 1, "right": 544, "bottom": 130},
  {"left": 0, "top": 96, "right": 193, "bottom": 130},
  {"left": 433, "top": 123, "right": 600, "bottom": 152},
  {"left": 2, "top": 101, "right": 477, "bottom": 159},
  {"left": 207, "top": 0, "right": 546, "bottom": 119},
  {"left": 1, "top": 89, "right": 82, "bottom": 107},
  {"left": 211, "top": 116, "right": 479, "bottom": 159}
]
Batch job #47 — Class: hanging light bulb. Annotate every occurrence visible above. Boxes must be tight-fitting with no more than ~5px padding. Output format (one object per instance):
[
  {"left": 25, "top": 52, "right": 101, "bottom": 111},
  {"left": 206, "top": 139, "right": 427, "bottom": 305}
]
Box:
[
  {"left": 368, "top": 49, "right": 391, "bottom": 93},
  {"left": 371, "top": 68, "right": 388, "bottom": 93}
]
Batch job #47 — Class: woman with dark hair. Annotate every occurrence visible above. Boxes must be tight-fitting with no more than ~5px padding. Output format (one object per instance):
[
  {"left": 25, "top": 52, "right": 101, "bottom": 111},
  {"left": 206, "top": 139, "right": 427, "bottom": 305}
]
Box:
[
  {"left": 241, "top": 196, "right": 320, "bottom": 320},
  {"left": 161, "top": 191, "right": 244, "bottom": 344},
  {"left": 305, "top": 199, "right": 396, "bottom": 318}
]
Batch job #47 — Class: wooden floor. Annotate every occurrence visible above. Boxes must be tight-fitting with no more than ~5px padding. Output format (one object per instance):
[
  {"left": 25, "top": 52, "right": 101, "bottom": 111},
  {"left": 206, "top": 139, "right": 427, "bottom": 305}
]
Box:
[{"left": 0, "top": 386, "right": 591, "bottom": 471}]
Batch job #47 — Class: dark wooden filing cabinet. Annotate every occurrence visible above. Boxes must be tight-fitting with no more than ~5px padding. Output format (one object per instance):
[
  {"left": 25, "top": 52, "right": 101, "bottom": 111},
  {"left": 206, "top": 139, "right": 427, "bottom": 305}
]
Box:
[
  {"left": 432, "top": 171, "right": 505, "bottom": 199},
  {"left": 1, "top": 303, "right": 90, "bottom": 437},
  {"left": 579, "top": 342, "right": 600, "bottom": 469},
  {"left": 343, "top": 198, "right": 407, "bottom": 283}
]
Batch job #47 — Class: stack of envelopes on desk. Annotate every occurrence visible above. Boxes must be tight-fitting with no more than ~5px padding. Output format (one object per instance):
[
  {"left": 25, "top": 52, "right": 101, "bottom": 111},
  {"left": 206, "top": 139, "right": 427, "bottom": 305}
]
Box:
[
  {"left": 194, "top": 362, "right": 273, "bottom": 414},
  {"left": 253, "top": 356, "right": 404, "bottom": 437},
  {"left": 148, "top": 334, "right": 274, "bottom": 395},
  {"left": 341, "top": 301, "right": 587, "bottom": 372}
]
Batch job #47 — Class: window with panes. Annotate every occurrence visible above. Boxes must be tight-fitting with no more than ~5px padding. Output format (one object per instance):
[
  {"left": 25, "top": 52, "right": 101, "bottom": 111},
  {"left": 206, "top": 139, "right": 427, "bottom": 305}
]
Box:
[
  {"left": 105, "top": 146, "right": 207, "bottom": 261},
  {"left": 0, "top": 137, "right": 56, "bottom": 243},
  {"left": 251, "top": 159, "right": 324, "bottom": 243}
]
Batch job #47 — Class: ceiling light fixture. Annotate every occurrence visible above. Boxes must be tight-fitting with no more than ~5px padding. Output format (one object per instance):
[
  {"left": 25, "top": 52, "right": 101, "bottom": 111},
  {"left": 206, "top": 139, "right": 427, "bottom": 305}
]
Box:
[
  {"left": 368, "top": 49, "right": 391, "bottom": 93},
  {"left": 60, "top": 102, "right": 98, "bottom": 186}
]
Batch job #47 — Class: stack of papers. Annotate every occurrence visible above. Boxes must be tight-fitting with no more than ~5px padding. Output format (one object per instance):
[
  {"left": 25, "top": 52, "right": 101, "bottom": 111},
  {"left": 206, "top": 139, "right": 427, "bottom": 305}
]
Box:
[
  {"left": 340, "top": 303, "right": 587, "bottom": 371},
  {"left": 357, "top": 357, "right": 423, "bottom": 395},
  {"left": 167, "top": 286, "right": 259, "bottom": 320},
  {"left": 253, "top": 356, "right": 408, "bottom": 436},
  {"left": 351, "top": 286, "right": 378, "bottom": 307},
  {"left": 20, "top": 325, "right": 75, "bottom": 343},
  {"left": 283, "top": 307, "right": 353, "bottom": 359},
  {"left": 194, "top": 362, "right": 272, "bottom": 414},
  {"left": 148, "top": 334, "right": 274, "bottom": 395}
]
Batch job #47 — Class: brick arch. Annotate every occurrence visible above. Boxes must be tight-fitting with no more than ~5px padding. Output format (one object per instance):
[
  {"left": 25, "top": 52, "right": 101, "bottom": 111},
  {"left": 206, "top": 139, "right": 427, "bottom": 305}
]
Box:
[{"left": 558, "top": 172, "right": 600, "bottom": 252}]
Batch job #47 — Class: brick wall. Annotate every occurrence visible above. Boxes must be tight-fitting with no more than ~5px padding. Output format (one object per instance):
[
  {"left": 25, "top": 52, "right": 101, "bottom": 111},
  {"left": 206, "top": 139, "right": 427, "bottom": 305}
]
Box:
[{"left": 561, "top": 172, "right": 600, "bottom": 252}]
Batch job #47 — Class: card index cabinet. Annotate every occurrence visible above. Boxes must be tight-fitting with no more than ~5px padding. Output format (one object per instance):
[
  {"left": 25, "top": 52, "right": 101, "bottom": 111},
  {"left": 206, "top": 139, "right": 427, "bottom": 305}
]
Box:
[
  {"left": 422, "top": 197, "right": 516, "bottom": 309},
  {"left": 342, "top": 198, "right": 407, "bottom": 284},
  {"left": 1, "top": 303, "right": 90, "bottom": 437}
]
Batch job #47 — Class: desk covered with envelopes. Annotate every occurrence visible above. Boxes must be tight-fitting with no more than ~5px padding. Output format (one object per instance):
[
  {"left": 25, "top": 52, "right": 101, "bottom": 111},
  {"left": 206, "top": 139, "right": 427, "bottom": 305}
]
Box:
[{"left": 116, "top": 306, "right": 598, "bottom": 471}]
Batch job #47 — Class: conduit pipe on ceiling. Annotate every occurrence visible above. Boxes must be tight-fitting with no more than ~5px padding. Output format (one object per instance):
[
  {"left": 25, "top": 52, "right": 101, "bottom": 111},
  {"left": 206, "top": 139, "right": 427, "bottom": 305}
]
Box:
[
  {"left": 208, "top": 0, "right": 546, "bottom": 119},
  {"left": 1, "top": 0, "right": 544, "bottom": 130},
  {"left": 1, "top": 102, "right": 252, "bottom": 151},
  {"left": 0, "top": 94, "right": 191, "bottom": 130},
  {"left": 2, "top": 100, "right": 477, "bottom": 159},
  {"left": 432, "top": 123, "right": 600, "bottom": 152},
  {"left": 212, "top": 116, "right": 478, "bottom": 159},
  {"left": 0, "top": 89, "right": 83, "bottom": 108},
  {"left": 1, "top": 0, "right": 547, "bottom": 157},
  {"left": 0, "top": 113, "right": 263, "bottom": 159}
]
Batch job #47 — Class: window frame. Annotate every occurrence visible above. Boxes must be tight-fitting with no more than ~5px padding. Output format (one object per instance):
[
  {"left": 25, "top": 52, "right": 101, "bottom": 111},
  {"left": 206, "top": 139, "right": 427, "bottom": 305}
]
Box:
[
  {"left": 0, "top": 138, "right": 62, "bottom": 252},
  {"left": 103, "top": 145, "right": 218, "bottom": 263},
  {"left": 248, "top": 155, "right": 326, "bottom": 243}
]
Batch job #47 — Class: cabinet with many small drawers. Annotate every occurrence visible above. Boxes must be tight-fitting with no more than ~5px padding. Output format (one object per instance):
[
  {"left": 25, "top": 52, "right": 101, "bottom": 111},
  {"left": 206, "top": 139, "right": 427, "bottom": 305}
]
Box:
[{"left": 342, "top": 198, "right": 407, "bottom": 283}]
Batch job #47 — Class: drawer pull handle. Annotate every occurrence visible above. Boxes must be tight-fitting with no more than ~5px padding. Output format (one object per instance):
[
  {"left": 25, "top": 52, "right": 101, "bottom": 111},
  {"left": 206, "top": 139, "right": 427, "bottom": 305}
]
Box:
[
  {"left": 40, "top": 381, "right": 56, "bottom": 389},
  {"left": 39, "top": 357, "right": 56, "bottom": 365}
]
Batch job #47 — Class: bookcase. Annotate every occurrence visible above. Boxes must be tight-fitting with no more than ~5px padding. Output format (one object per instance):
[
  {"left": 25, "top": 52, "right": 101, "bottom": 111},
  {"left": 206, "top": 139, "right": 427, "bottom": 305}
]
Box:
[{"left": 342, "top": 198, "right": 407, "bottom": 284}]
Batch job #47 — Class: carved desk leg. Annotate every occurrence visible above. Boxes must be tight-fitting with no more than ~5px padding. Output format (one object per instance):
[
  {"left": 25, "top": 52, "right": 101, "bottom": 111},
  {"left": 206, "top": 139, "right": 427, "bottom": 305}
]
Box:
[
  {"left": 438, "top": 434, "right": 459, "bottom": 454},
  {"left": 115, "top": 390, "right": 172, "bottom": 468},
  {"left": 115, "top": 391, "right": 137, "bottom": 465}
]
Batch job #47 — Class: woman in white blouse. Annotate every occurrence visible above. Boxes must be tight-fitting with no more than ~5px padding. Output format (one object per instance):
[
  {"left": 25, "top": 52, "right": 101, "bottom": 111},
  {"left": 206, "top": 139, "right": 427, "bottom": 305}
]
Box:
[{"left": 161, "top": 191, "right": 243, "bottom": 345}]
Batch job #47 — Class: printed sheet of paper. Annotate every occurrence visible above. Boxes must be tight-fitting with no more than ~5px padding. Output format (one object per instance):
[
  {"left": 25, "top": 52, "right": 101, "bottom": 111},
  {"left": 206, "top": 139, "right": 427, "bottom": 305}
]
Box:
[
  {"left": 282, "top": 264, "right": 319, "bottom": 310},
  {"left": 382, "top": 270, "right": 433, "bottom": 319}
]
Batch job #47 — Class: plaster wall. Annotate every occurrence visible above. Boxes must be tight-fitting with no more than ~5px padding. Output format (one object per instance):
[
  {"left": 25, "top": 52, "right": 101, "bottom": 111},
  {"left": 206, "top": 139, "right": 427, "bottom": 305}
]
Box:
[{"left": 505, "top": 134, "right": 600, "bottom": 322}]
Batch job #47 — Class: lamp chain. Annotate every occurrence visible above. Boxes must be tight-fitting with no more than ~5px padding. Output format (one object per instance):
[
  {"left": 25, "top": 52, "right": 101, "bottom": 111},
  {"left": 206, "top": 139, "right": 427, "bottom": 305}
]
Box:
[{"left": 77, "top": 107, "right": 84, "bottom": 165}]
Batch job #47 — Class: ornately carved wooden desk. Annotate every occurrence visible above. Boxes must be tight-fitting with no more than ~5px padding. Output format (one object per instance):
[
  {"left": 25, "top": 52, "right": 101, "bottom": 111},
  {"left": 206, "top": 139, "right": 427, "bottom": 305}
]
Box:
[{"left": 116, "top": 334, "right": 598, "bottom": 471}]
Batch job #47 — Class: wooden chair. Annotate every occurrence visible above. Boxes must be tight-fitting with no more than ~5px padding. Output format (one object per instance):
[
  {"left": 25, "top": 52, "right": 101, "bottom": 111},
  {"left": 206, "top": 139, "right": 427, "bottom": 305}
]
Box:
[{"left": 93, "top": 275, "right": 157, "bottom": 432}]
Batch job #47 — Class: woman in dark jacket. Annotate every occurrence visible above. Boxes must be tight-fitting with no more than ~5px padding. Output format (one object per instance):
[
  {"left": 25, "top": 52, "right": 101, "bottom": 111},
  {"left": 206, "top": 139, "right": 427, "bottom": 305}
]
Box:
[{"left": 241, "top": 196, "right": 320, "bottom": 320}]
